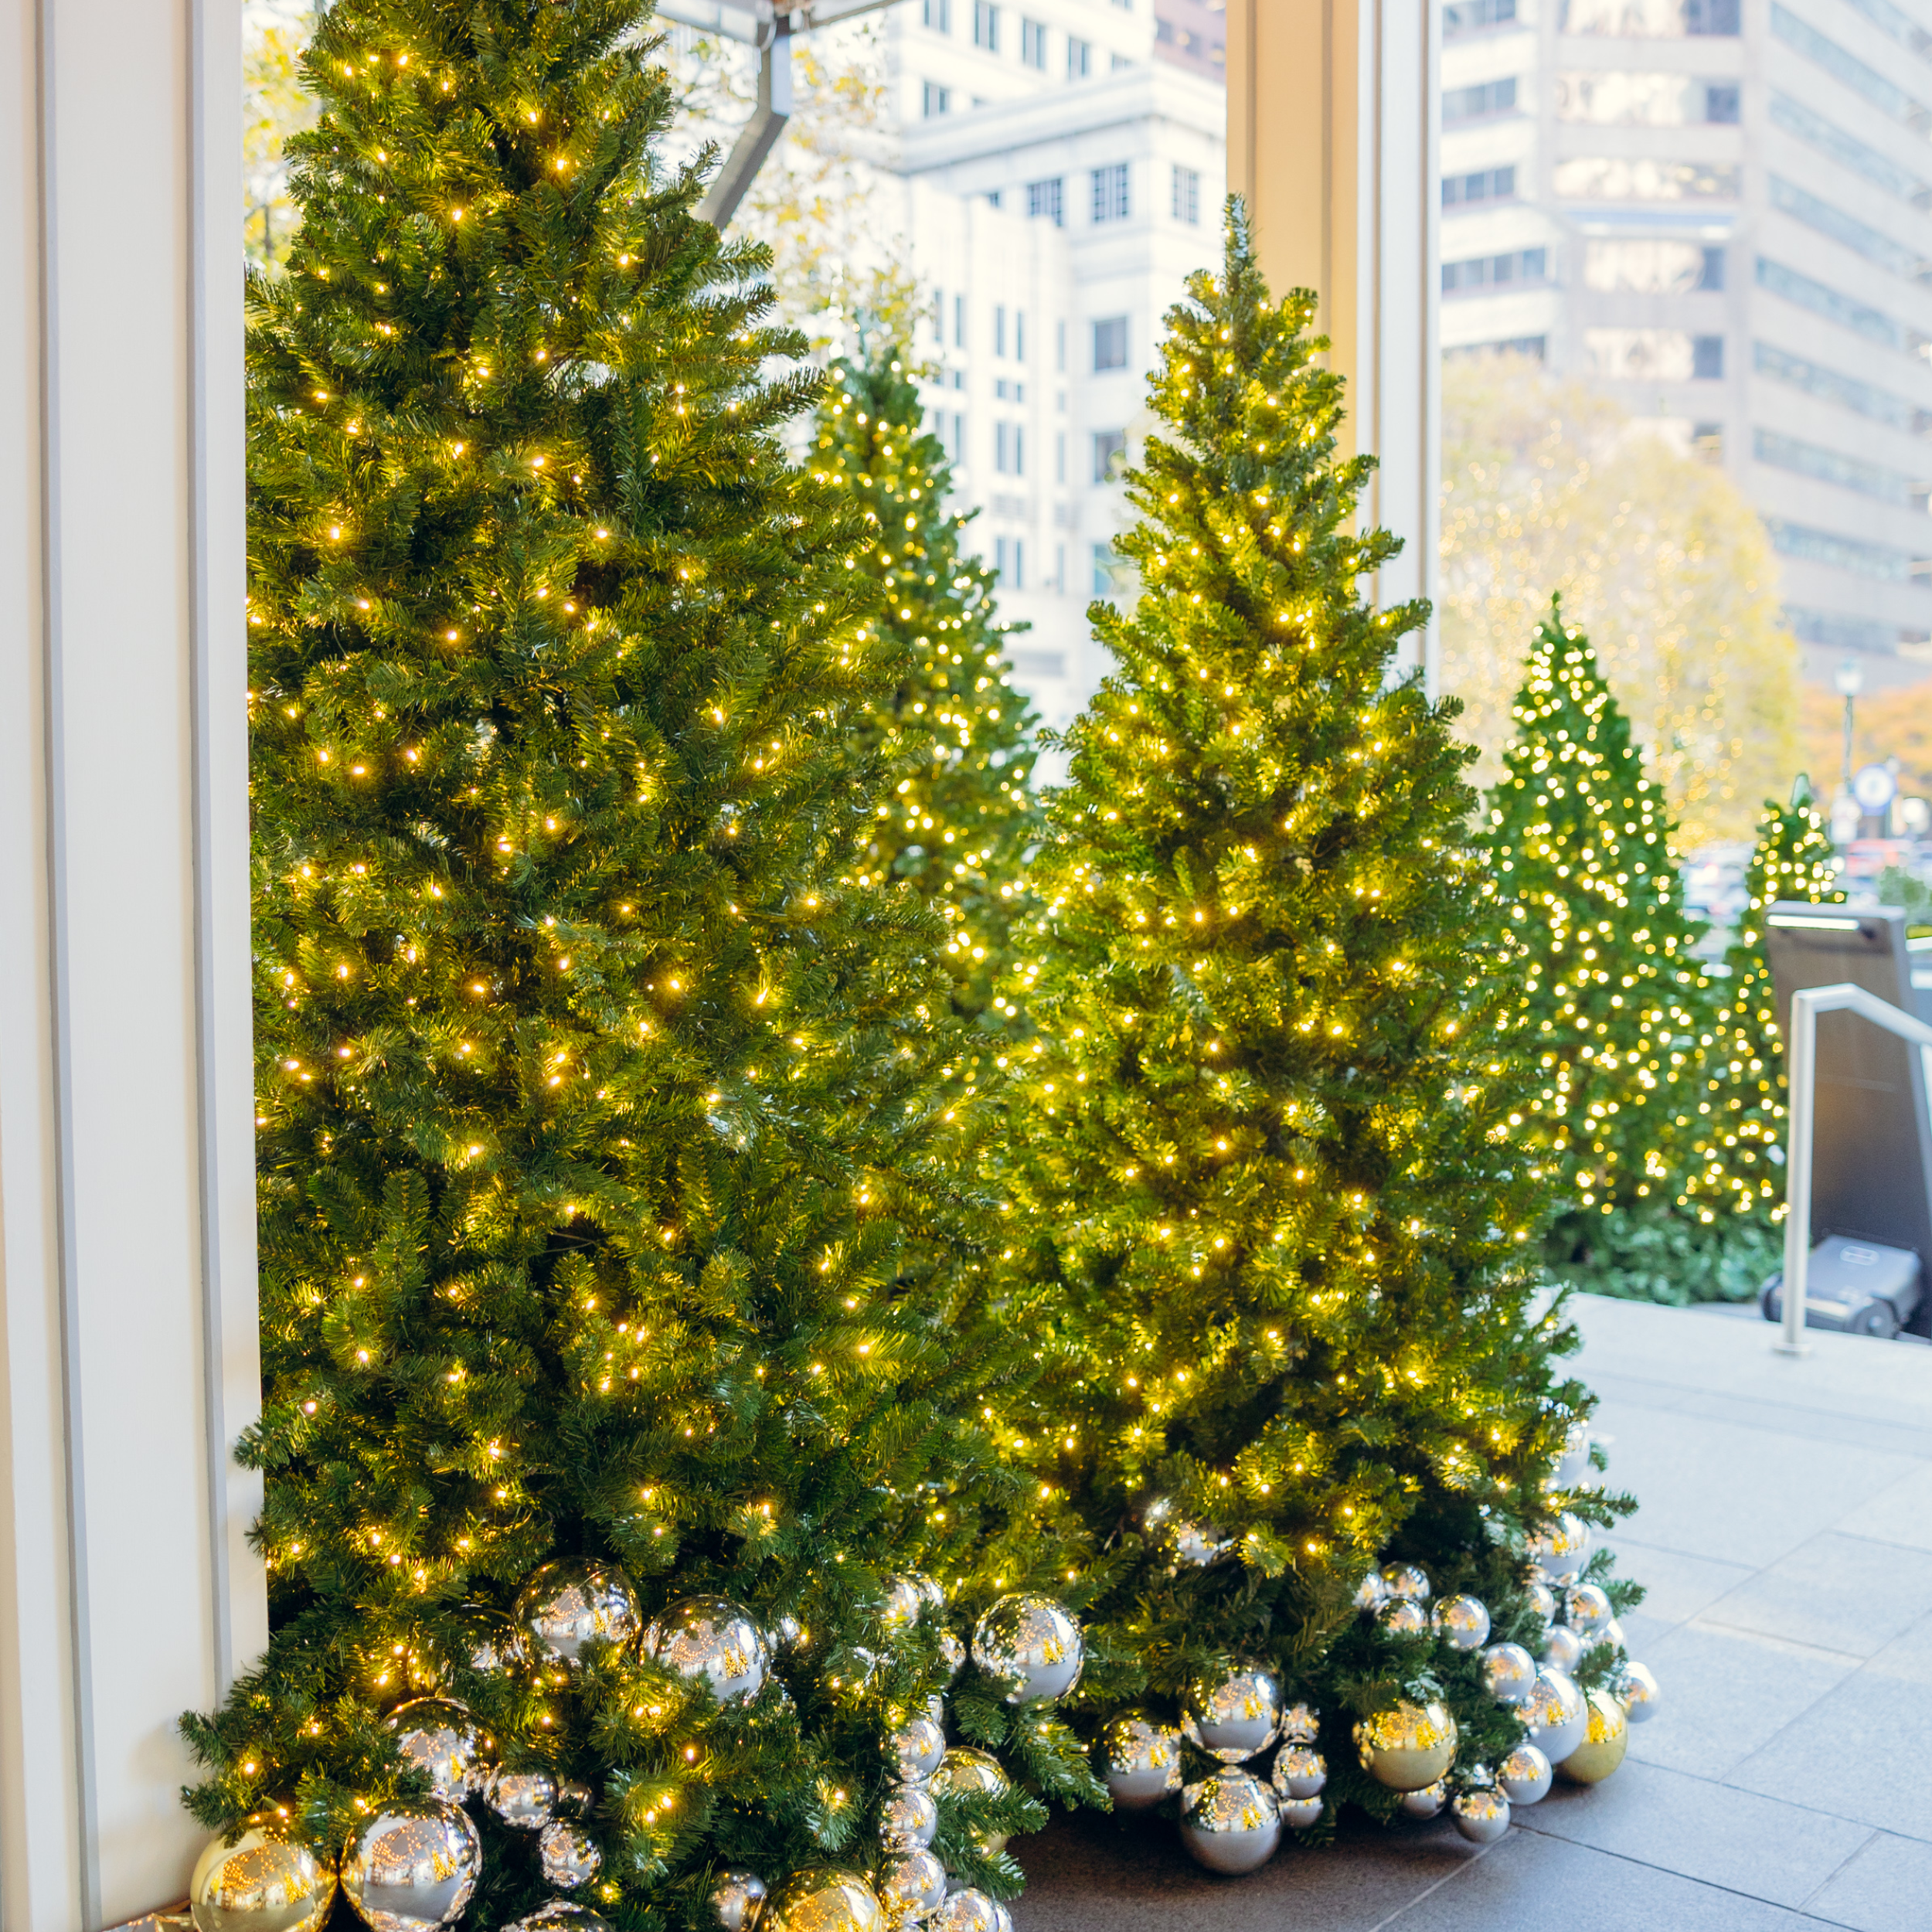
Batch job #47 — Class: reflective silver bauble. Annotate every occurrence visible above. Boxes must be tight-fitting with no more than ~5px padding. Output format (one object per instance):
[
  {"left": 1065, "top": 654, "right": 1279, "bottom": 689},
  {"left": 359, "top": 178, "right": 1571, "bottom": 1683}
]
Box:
[
  {"left": 1564, "top": 1583, "right": 1613, "bottom": 1636},
  {"left": 1353, "top": 1700, "right": 1458, "bottom": 1792},
  {"left": 341, "top": 1799, "right": 481, "bottom": 1932},
  {"left": 880, "top": 1783, "right": 939, "bottom": 1850},
  {"left": 1528, "top": 1512, "right": 1590, "bottom": 1586},
  {"left": 931, "top": 1893, "right": 1001, "bottom": 1932},
  {"left": 1614, "top": 1658, "right": 1661, "bottom": 1723},
  {"left": 1523, "top": 1667, "right": 1588, "bottom": 1764},
  {"left": 1179, "top": 1770, "right": 1281, "bottom": 1875},
  {"left": 882, "top": 1577, "right": 925, "bottom": 1631},
  {"left": 539, "top": 1820, "right": 601, "bottom": 1889},
  {"left": 913, "top": 1573, "right": 946, "bottom": 1611},
  {"left": 1182, "top": 1664, "right": 1283, "bottom": 1764},
  {"left": 1431, "top": 1594, "right": 1491, "bottom": 1652},
  {"left": 970, "top": 1594, "right": 1084, "bottom": 1704},
  {"left": 1096, "top": 1711, "right": 1183, "bottom": 1810},
  {"left": 930, "top": 1747, "right": 1009, "bottom": 1799},
  {"left": 1399, "top": 1779, "right": 1446, "bottom": 1819},
  {"left": 1380, "top": 1562, "right": 1431, "bottom": 1602},
  {"left": 488, "top": 1767, "right": 558, "bottom": 1829},
  {"left": 1279, "top": 1792, "right": 1323, "bottom": 1831},
  {"left": 937, "top": 1631, "right": 966, "bottom": 1680},
  {"left": 644, "top": 1594, "right": 770, "bottom": 1704},
  {"left": 923, "top": 1693, "right": 947, "bottom": 1731},
  {"left": 1451, "top": 1787, "right": 1511, "bottom": 1845},
  {"left": 386, "top": 1698, "right": 495, "bottom": 1801},
  {"left": 1479, "top": 1641, "right": 1537, "bottom": 1705},
  {"left": 769, "top": 1614, "right": 805, "bottom": 1654},
  {"left": 1354, "top": 1568, "right": 1390, "bottom": 1611},
  {"left": 1525, "top": 1581, "right": 1556, "bottom": 1627},
  {"left": 1539, "top": 1624, "right": 1583, "bottom": 1672},
  {"left": 1377, "top": 1597, "right": 1428, "bottom": 1637},
  {"left": 468, "top": 1614, "right": 524, "bottom": 1675},
  {"left": 889, "top": 1715, "right": 947, "bottom": 1783},
  {"left": 1498, "top": 1742, "right": 1552, "bottom": 1805},
  {"left": 761, "top": 1869, "right": 883, "bottom": 1932},
  {"left": 189, "top": 1828, "right": 335, "bottom": 1932},
  {"left": 1598, "top": 1617, "right": 1626, "bottom": 1652},
  {"left": 1279, "top": 1700, "right": 1320, "bottom": 1743},
  {"left": 515, "top": 1560, "right": 641, "bottom": 1667},
  {"left": 710, "top": 1870, "right": 767, "bottom": 1932},
  {"left": 1142, "top": 1495, "right": 1231, "bottom": 1566},
  {"left": 1270, "top": 1745, "right": 1326, "bottom": 1800},
  {"left": 502, "top": 1906, "right": 613, "bottom": 1932},
  {"left": 1555, "top": 1417, "right": 1592, "bottom": 1488},
  {"left": 879, "top": 1849, "right": 947, "bottom": 1923}
]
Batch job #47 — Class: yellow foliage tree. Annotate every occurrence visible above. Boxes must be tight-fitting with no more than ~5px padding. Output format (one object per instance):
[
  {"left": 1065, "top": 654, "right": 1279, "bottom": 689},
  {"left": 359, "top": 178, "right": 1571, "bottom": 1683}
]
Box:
[
  {"left": 1441, "top": 354, "right": 1800, "bottom": 846},
  {"left": 243, "top": 2, "right": 317, "bottom": 270}
]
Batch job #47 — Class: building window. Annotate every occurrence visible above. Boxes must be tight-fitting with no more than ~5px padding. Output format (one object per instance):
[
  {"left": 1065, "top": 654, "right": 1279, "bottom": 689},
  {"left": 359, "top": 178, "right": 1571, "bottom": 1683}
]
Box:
[
  {"left": 1693, "top": 334, "right": 1724, "bottom": 378},
  {"left": 954, "top": 294, "right": 965, "bottom": 348},
  {"left": 1444, "top": 335, "right": 1547, "bottom": 362},
  {"left": 1583, "top": 328, "right": 1724, "bottom": 379},
  {"left": 973, "top": 0, "right": 999, "bottom": 50},
  {"left": 1582, "top": 238, "right": 1723, "bottom": 290},
  {"left": 1092, "top": 162, "right": 1131, "bottom": 222},
  {"left": 1094, "top": 430, "right": 1127, "bottom": 481},
  {"left": 1705, "top": 82, "right": 1740, "bottom": 121},
  {"left": 1015, "top": 310, "right": 1026, "bottom": 361},
  {"left": 1693, "top": 422, "right": 1723, "bottom": 461},
  {"left": 1056, "top": 431, "right": 1066, "bottom": 483},
  {"left": 1441, "top": 246, "right": 1549, "bottom": 292},
  {"left": 995, "top": 304, "right": 1006, "bottom": 357},
  {"left": 1755, "top": 427, "right": 1914, "bottom": 504},
  {"left": 1021, "top": 16, "right": 1047, "bottom": 66},
  {"left": 951, "top": 412, "right": 966, "bottom": 462},
  {"left": 1093, "top": 316, "right": 1130, "bottom": 370},
  {"left": 1442, "top": 165, "right": 1516, "bottom": 206},
  {"left": 1553, "top": 157, "right": 1740, "bottom": 199},
  {"left": 923, "top": 81, "right": 950, "bottom": 117},
  {"left": 1443, "top": 76, "right": 1519, "bottom": 121},
  {"left": 1561, "top": 0, "right": 1738, "bottom": 31},
  {"left": 1444, "top": 0, "right": 1516, "bottom": 30},
  {"left": 1556, "top": 71, "right": 1743, "bottom": 123},
  {"left": 1172, "top": 164, "right": 1201, "bottom": 223},
  {"left": 1753, "top": 338, "right": 1931, "bottom": 434},
  {"left": 995, "top": 536, "right": 1026, "bottom": 586},
  {"left": 1068, "top": 35, "right": 1092, "bottom": 77},
  {"left": 923, "top": 0, "right": 951, "bottom": 26},
  {"left": 1765, "top": 518, "right": 1916, "bottom": 581},
  {"left": 1027, "top": 176, "right": 1064, "bottom": 223},
  {"left": 1093, "top": 542, "right": 1120, "bottom": 596}
]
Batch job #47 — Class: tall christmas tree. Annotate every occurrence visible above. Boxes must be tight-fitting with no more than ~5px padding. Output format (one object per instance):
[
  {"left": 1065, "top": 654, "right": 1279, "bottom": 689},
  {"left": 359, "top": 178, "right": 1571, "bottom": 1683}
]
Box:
[
  {"left": 1680, "top": 780, "right": 1842, "bottom": 1239},
  {"left": 986, "top": 213, "right": 1643, "bottom": 1852},
  {"left": 1487, "top": 609, "right": 1714, "bottom": 1294},
  {"left": 186, "top": 6, "right": 1077, "bottom": 1927},
  {"left": 810, "top": 342, "right": 1040, "bottom": 1022}
]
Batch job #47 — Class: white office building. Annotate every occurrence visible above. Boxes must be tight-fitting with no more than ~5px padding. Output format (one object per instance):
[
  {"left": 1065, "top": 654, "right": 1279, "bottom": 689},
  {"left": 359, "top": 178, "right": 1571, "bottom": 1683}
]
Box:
[{"left": 1440, "top": 0, "right": 1932, "bottom": 690}]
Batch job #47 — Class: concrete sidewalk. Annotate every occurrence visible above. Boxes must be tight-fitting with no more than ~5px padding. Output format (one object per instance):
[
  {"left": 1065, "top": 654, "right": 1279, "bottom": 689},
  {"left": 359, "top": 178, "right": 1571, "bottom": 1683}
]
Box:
[{"left": 1014, "top": 1294, "right": 1932, "bottom": 1930}]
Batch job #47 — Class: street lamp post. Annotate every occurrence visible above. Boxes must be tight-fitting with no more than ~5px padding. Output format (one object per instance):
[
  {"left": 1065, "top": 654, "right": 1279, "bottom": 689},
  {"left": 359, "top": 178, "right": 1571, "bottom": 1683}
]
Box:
[{"left": 1835, "top": 655, "right": 1865, "bottom": 789}]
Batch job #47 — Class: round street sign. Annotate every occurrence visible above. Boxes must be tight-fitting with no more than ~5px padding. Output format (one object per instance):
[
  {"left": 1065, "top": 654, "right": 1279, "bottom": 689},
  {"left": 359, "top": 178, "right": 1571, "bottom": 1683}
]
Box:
[{"left": 1852, "top": 762, "right": 1900, "bottom": 812}]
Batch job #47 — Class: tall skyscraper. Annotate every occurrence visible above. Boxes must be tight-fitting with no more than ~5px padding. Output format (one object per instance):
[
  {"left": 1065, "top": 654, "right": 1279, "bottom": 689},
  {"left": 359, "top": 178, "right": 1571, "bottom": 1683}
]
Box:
[{"left": 1440, "top": 0, "right": 1932, "bottom": 692}]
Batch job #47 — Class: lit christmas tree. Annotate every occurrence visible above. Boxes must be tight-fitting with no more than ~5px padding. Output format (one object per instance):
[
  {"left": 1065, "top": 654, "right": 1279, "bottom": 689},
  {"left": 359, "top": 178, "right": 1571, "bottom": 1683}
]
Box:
[
  {"left": 810, "top": 341, "right": 1040, "bottom": 1022},
  {"left": 1487, "top": 607, "right": 1713, "bottom": 1291},
  {"left": 986, "top": 215, "right": 1644, "bottom": 1853},
  {"left": 182, "top": 6, "right": 1080, "bottom": 1927}
]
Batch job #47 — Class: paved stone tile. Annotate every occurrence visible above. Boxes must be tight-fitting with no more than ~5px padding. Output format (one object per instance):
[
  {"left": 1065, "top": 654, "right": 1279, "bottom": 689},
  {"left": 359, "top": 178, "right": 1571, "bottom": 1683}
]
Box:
[
  {"left": 1515, "top": 1760, "right": 1872, "bottom": 1907},
  {"left": 1684, "top": 1391, "right": 1932, "bottom": 1462},
  {"left": 1798, "top": 1830, "right": 1932, "bottom": 1930},
  {"left": 1605, "top": 1535, "right": 1757, "bottom": 1631},
  {"left": 1835, "top": 1463, "right": 1932, "bottom": 1556},
  {"left": 1697, "top": 1532, "right": 1932, "bottom": 1658}
]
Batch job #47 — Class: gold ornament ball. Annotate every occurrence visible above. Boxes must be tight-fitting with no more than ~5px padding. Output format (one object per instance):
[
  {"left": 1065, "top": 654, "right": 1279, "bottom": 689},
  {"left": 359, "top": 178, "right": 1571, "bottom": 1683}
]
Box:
[
  {"left": 1354, "top": 1700, "right": 1458, "bottom": 1792},
  {"left": 1556, "top": 1688, "right": 1629, "bottom": 1784},
  {"left": 762, "top": 1869, "right": 883, "bottom": 1932},
  {"left": 189, "top": 1828, "right": 335, "bottom": 1932}
]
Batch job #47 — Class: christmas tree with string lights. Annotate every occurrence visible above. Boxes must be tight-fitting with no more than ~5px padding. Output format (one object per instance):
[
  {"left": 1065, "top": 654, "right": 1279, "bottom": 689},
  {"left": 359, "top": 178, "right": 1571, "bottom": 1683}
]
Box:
[
  {"left": 1679, "top": 780, "right": 1842, "bottom": 1255},
  {"left": 810, "top": 341, "right": 1040, "bottom": 1024},
  {"left": 1486, "top": 607, "right": 1715, "bottom": 1298},
  {"left": 180, "top": 5, "right": 1083, "bottom": 1927},
  {"left": 983, "top": 211, "right": 1639, "bottom": 1840}
]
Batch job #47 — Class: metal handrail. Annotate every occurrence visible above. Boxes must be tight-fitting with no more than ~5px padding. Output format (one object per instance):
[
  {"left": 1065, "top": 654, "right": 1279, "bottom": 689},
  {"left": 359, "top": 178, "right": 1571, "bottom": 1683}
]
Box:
[{"left": 1778, "top": 981, "right": 1932, "bottom": 1354}]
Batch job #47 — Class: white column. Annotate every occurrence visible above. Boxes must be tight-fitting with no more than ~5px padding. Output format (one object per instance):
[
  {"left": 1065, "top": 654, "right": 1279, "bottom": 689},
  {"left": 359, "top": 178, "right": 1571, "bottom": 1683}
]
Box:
[
  {"left": 1228, "top": 0, "right": 1440, "bottom": 694},
  {"left": 0, "top": 2, "right": 264, "bottom": 1927}
]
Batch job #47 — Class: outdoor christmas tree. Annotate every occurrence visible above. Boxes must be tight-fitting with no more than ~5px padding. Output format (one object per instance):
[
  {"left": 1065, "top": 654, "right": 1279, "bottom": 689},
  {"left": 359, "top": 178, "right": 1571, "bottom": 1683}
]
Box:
[
  {"left": 184, "top": 5, "right": 1080, "bottom": 1928},
  {"left": 1680, "top": 779, "right": 1842, "bottom": 1243},
  {"left": 810, "top": 342, "right": 1040, "bottom": 1023},
  {"left": 1487, "top": 609, "right": 1715, "bottom": 1298},
  {"left": 984, "top": 212, "right": 1647, "bottom": 1856}
]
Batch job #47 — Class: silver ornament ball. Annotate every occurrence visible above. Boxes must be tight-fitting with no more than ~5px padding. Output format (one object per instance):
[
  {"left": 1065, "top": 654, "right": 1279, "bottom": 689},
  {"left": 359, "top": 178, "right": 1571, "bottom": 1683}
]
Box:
[
  {"left": 1431, "top": 1594, "right": 1492, "bottom": 1652},
  {"left": 1400, "top": 1779, "right": 1447, "bottom": 1820},
  {"left": 970, "top": 1594, "right": 1084, "bottom": 1705},
  {"left": 1354, "top": 1568, "right": 1391, "bottom": 1612},
  {"left": 888, "top": 1715, "right": 947, "bottom": 1783},
  {"left": 645, "top": 1594, "right": 770, "bottom": 1704},
  {"left": 1614, "top": 1658, "right": 1661, "bottom": 1723},
  {"left": 467, "top": 1614, "right": 524, "bottom": 1675},
  {"left": 931, "top": 1893, "right": 1002, "bottom": 1932},
  {"left": 1279, "top": 1792, "right": 1323, "bottom": 1830},
  {"left": 1540, "top": 1624, "right": 1583, "bottom": 1672},
  {"left": 1524, "top": 1581, "right": 1557, "bottom": 1628},
  {"left": 488, "top": 1767, "right": 558, "bottom": 1830},
  {"left": 1095, "top": 1711, "right": 1183, "bottom": 1811},
  {"left": 1377, "top": 1597, "right": 1428, "bottom": 1637},
  {"left": 1564, "top": 1583, "right": 1613, "bottom": 1636},
  {"left": 1555, "top": 1417, "right": 1593, "bottom": 1488},
  {"left": 503, "top": 1906, "right": 613, "bottom": 1932},
  {"left": 1182, "top": 1663, "right": 1283, "bottom": 1764},
  {"left": 761, "top": 1869, "right": 883, "bottom": 1932},
  {"left": 1278, "top": 1700, "right": 1320, "bottom": 1743},
  {"left": 1380, "top": 1561, "right": 1432, "bottom": 1602},
  {"left": 1179, "top": 1770, "right": 1282, "bottom": 1875},
  {"left": 937, "top": 1630, "right": 966, "bottom": 1680},
  {"left": 1498, "top": 1742, "right": 1552, "bottom": 1805},
  {"left": 386, "top": 1697, "right": 495, "bottom": 1801},
  {"left": 1353, "top": 1700, "right": 1458, "bottom": 1792},
  {"left": 930, "top": 1747, "right": 1009, "bottom": 1799},
  {"left": 1479, "top": 1641, "right": 1537, "bottom": 1705},
  {"left": 881, "top": 1577, "right": 924, "bottom": 1631},
  {"left": 515, "top": 1560, "right": 641, "bottom": 1667},
  {"left": 879, "top": 1849, "right": 947, "bottom": 1924},
  {"left": 1270, "top": 1745, "right": 1326, "bottom": 1800},
  {"left": 189, "top": 1828, "right": 335, "bottom": 1932},
  {"left": 711, "top": 1871, "right": 768, "bottom": 1932},
  {"left": 880, "top": 1783, "right": 939, "bottom": 1851},
  {"left": 1529, "top": 1512, "right": 1591, "bottom": 1586},
  {"left": 1142, "top": 1495, "right": 1231, "bottom": 1566},
  {"left": 539, "top": 1820, "right": 602, "bottom": 1890},
  {"left": 1524, "top": 1667, "right": 1588, "bottom": 1764},
  {"left": 1451, "top": 1787, "right": 1511, "bottom": 1845},
  {"left": 341, "top": 1798, "right": 481, "bottom": 1932}
]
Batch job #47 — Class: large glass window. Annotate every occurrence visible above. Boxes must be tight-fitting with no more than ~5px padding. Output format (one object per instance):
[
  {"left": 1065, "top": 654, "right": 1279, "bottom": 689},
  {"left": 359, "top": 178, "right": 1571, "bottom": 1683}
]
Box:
[
  {"left": 1093, "top": 430, "right": 1127, "bottom": 481},
  {"left": 1562, "top": 0, "right": 1739, "bottom": 32},
  {"left": 973, "top": 0, "right": 999, "bottom": 50},
  {"left": 1583, "top": 240, "right": 1723, "bottom": 291},
  {"left": 1172, "top": 164, "right": 1201, "bottom": 223},
  {"left": 1556, "top": 72, "right": 1740, "bottom": 121},
  {"left": 1021, "top": 17, "right": 1047, "bottom": 66},
  {"left": 1444, "top": 0, "right": 1518, "bottom": 32},
  {"left": 1093, "top": 316, "right": 1130, "bottom": 370},
  {"left": 1583, "top": 328, "right": 1723, "bottom": 379},
  {"left": 1027, "top": 177, "right": 1063, "bottom": 224},
  {"left": 1442, "top": 247, "right": 1549, "bottom": 292},
  {"left": 1444, "top": 76, "right": 1519, "bottom": 121},
  {"left": 1443, "top": 164, "right": 1518, "bottom": 205},
  {"left": 1092, "top": 162, "right": 1131, "bottom": 222},
  {"left": 1553, "top": 157, "right": 1739, "bottom": 199}
]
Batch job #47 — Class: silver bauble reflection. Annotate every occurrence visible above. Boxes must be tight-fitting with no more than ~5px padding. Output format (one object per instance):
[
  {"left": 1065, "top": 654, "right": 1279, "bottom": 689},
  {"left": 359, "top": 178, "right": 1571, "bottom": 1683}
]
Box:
[
  {"left": 889, "top": 1715, "right": 947, "bottom": 1783},
  {"left": 1142, "top": 1495, "right": 1231, "bottom": 1566},
  {"left": 1431, "top": 1595, "right": 1492, "bottom": 1652},
  {"left": 503, "top": 1906, "right": 613, "bottom": 1932},
  {"left": 539, "top": 1820, "right": 601, "bottom": 1889},
  {"left": 467, "top": 1614, "right": 524, "bottom": 1675},
  {"left": 1182, "top": 1664, "right": 1283, "bottom": 1764},
  {"left": 386, "top": 1698, "right": 495, "bottom": 1801},
  {"left": 931, "top": 1893, "right": 1001, "bottom": 1932},
  {"left": 488, "top": 1767, "right": 558, "bottom": 1829},
  {"left": 1525, "top": 1581, "right": 1557, "bottom": 1628},
  {"left": 1270, "top": 1745, "right": 1326, "bottom": 1800},
  {"left": 880, "top": 1784, "right": 939, "bottom": 1851},
  {"left": 1377, "top": 1597, "right": 1428, "bottom": 1637},
  {"left": 1279, "top": 1792, "right": 1323, "bottom": 1831},
  {"left": 1352, "top": 1700, "right": 1458, "bottom": 1791},
  {"left": 1564, "top": 1583, "right": 1613, "bottom": 1636},
  {"left": 515, "top": 1560, "right": 641, "bottom": 1667},
  {"left": 879, "top": 1849, "right": 947, "bottom": 1923},
  {"left": 762, "top": 1868, "right": 883, "bottom": 1932},
  {"left": 1097, "top": 1711, "right": 1184, "bottom": 1810},
  {"left": 1179, "top": 1770, "right": 1282, "bottom": 1875},
  {"left": 644, "top": 1595, "right": 770, "bottom": 1704},
  {"left": 1399, "top": 1779, "right": 1447, "bottom": 1819},
  {"left": 1555, "top": 1417, "right": 1592, "bottom": 1488},
  {"left": 1614, "top": 1658, "right": 1661, "bottom": 1723},
  {"left": 189, "top": 1828, "right": 335, "bottom": 1932},
  {"left": 1354, "top": 1569, "right": 1390, "bottom": 1612},
  {"left": 341, "top": 1798, "right": 481, "bottom": 1932},
  {"left": 1479, "top": 1641, "right": 1537, "bottom": 1705},
  {"left": 1279, "top": 1700, "right": 1320, "bottom": 1743},
  {"left": 1379, "top": 1562, "right": 1431, "bottom": 1602},
  {"left": 1523, "top": 1667, "right": 1588, "bottom": 1764},
  {"left": 1598, "top": 1617, "right": 1627, "bottom": 1652},
  {"left": 1498, "top": 1742, "right": 1553, "bottom": 1805},
  {"left": 931, "top": 1747, "right": 1009, "bottom": 1799},
  {"left": 1451, "top": 1787, "right": 1511, "bottom": 1845},
  {"left": 970, "top": 1594, "right": 1084, "bottom": 1704},
  {"left": 1539, "top": 1624, "right": 1583, "bottom": 1672},
  {"left": 1529, "top": 1512, "right": 1590, "bottom": 1586},
  {"left": 881, "top": 1577, "right": 924, "bottom": 1631},
  {"left": 710, "top": 1870, "right": 768, "bottom": 1932},
  {"left": 938, "top": 1630, "right": 966, "bottom": 1680}
]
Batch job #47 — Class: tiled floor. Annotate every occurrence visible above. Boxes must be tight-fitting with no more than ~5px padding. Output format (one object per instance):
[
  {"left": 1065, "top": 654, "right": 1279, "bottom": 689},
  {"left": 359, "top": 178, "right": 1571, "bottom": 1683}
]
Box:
[{"left": 1014, "top": 1294, "right": 1932, "bottom": 1930}]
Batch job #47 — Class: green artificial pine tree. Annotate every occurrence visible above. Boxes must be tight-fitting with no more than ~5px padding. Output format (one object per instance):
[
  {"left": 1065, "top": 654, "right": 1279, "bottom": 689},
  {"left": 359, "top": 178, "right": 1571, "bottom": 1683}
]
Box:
[
  {"left": 185, "top": 7, "right": 1083, "bottom": 1927},
  {"left": 1487, "top": 607, "right": 1716, "bottom": 1297},
  {"left": 985, "top": 213, "right": 1641, "bottom": 1843},
  {"left": 1680, "top": 779, "right": 1842, "bottom": 1243},
  {"left": 810, "top": 341, "right": 1040, "bottom": 1023}
]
